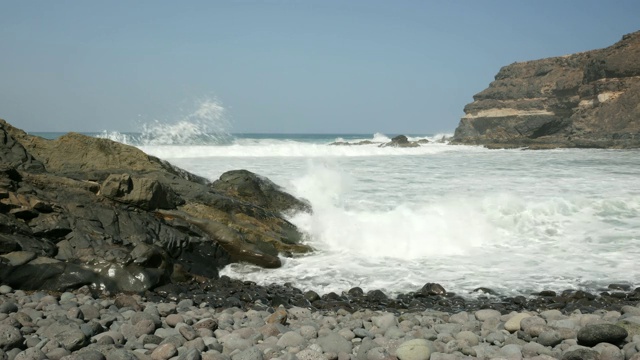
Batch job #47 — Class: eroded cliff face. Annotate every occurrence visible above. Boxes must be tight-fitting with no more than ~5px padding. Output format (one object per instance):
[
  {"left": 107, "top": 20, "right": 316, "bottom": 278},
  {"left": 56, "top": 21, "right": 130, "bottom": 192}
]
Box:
[{"left": 452, "top": 31, "right": 640, "bottom": 148}]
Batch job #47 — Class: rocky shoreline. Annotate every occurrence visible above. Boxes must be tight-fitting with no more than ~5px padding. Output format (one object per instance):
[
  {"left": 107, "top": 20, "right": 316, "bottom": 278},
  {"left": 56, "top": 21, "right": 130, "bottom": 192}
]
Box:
[
  {"left": 1, "top": 280, "right": 640, "bottom": 360},
  {"left": 451, "top": 30, "right": 640, "bottom": 149}
]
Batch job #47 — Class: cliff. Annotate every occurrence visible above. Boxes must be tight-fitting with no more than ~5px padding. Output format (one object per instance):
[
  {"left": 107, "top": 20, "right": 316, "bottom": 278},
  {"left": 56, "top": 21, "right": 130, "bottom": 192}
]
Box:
[{"left": 451, "top": 31, "right": 640, "bottom": 148}]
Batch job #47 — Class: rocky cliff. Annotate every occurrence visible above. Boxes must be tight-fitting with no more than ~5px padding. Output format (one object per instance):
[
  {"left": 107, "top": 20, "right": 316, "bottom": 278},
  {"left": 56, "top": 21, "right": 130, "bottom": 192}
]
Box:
[
  {"left": 451, "top": 31, "right": 640, "bottom": 148},
  {"left": 0, "top": 119, "right": 312, "bottom": 293}
]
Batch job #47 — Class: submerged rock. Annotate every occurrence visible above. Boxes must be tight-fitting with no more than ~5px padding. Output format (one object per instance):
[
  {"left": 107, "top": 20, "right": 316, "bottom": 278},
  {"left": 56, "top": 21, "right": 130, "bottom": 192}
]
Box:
[{"left": 0, "top": 119, "right": 312, "bottom": 293}]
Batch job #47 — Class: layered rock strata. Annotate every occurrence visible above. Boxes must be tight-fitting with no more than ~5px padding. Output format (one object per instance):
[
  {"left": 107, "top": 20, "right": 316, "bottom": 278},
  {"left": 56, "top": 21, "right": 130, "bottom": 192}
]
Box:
[
  {"left": 0, "top": 119, "right": 312, "bottom": 293},
  {"left": 452, "top": 31, "right": 640, "bottom": 148}
]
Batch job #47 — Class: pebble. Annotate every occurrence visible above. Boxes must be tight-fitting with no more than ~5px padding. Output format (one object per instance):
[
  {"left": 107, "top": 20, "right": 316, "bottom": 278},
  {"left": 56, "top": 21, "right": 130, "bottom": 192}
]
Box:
[{"left": 0, "top": 284, "right": 638, "bottom": 360}]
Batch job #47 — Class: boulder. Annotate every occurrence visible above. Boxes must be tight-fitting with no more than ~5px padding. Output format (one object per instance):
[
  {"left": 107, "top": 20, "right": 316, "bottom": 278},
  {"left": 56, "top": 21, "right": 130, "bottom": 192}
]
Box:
[
  {"left": 211, "top": 169, "right": 311, "bottom": 215},
  {"left": 380, "top": 135, "right": 421, "bottom": 148},
  {"left": 451, "top": 31, "right": 640, "bottom": 149},
  {"left": 0, "top": 119, "right": 313, "bottom": 293}
]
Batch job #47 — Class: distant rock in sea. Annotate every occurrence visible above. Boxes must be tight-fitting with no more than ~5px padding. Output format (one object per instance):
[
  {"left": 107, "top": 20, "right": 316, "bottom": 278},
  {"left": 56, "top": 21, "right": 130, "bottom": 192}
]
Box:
[{"left": 451, "top": 30, "right": 640, "bottom": 149}]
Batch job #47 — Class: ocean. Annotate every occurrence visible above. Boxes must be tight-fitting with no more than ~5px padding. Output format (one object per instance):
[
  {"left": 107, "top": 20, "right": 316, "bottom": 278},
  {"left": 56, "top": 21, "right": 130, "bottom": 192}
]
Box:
[{"left": 34, "top": 128, "right": 640, "bottom": 299}]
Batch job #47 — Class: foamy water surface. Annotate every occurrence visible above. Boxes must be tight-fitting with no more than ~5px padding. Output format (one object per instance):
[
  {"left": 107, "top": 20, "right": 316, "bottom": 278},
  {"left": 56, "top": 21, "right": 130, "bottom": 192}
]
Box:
[{"left": 134, "top": 137, "right": 640, "bottom": 298}]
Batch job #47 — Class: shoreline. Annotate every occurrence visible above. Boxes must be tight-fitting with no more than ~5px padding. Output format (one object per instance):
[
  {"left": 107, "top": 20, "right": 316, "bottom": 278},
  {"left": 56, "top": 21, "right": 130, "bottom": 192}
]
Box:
[{"left": 1, "top": 280, "right": 639, "bottom": 359}]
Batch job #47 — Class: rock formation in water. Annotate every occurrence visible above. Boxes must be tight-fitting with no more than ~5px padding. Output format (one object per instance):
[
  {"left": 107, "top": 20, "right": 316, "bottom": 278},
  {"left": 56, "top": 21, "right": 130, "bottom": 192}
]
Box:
[
  {"left": 0, "top": 119, "right": 312, "bottom": 293},
  {"left": 451, "top": 31, "right": 640, "bottom": 148}
]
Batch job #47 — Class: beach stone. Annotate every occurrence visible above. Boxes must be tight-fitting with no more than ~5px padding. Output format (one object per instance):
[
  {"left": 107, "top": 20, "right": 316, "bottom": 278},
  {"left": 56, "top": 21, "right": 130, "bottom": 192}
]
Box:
[
  {"left": 266, "top": 308, "right": 287, "bottom": 325},
  {"left": 396, "top": 339, "right": 431, "bottom": 360},
  {"left": 106, "top": 349, "right": 140, "bottom": 360},
  {"left": 179, "top": 324, "right": 198, "bottom": 341},
  {"left": 353, "top": 328, "right": 372, "bottom": 339},
  {"left": 0, "top": 285, "right": 12, "bottom": 294},
  {"left": 194, "top": 318, "right": 218, "bottom": 331},
  {"left": 296, "top": 348, "right": 324, "bottom": 360},
  {"left": 538, "top": 330, "right": 563, "bottom": 347},
  {"left": 151, "top": 343, "right": 178, "bottom": 360},
  {"left": 179, "top": 348, "right": 203, "bottom": 360},
  {"left": 455, "top": 331, "right": 478, "bottom": 346},
  {"left": 593, "top": 342, "right": 624, "bottom": 360},
  {"left": 166, "top": 314, "right": 184, "bottom": 327},
  {"left": 505, "top": 313, "right": 531, "bottom": 332},
  {"left": 577, "top": 324, "right": 628, "bottom": 346},
  {"left": 47, "top": 347, "right": 71, "bottom": 360},
  {"left": 135, "top": 318, "right": 156, "bottom": 337},
  {"left": 562, "top": 347, "right": 599, "bottom": 360},
  {"left": 371, "top": 313, "right": 396, "bottom": 331},
  {"left": 61, "top": 349, "right": 107, "bottom": 360},
  {"left": 500, "top": 344, "right": 523, "bottom": 359},
  {"left": 622, "top": 306, "right": 640, "bottom": 316},
  {"left": 277, "top": 331, "right": 305, "bottom": 347},
  {"left": 231, "top": 346, "right": 262, "bottom": 360},
  {"left": 300, "top": 325, "right": 318, "bottom": 340},
  {"left": 317, "top": 332, "right": 352, "bottom": 354},
  {"left": 0, "top": 325, "right": 23, "bottom": 350},
  {"left": 15, "top": 347, "right": 47, "bottom": 360},
  {"left": 79, "top": 304, "right": 100, "bottom": 320},
  {"left": 475, "top": 309, "right": 501, "bottom": 321},
  {"left": 0, "top": 301, "right": 18, "bottom": 314},
  {"left": 540, "top": 310, "right": 565, "bottom": 321}
]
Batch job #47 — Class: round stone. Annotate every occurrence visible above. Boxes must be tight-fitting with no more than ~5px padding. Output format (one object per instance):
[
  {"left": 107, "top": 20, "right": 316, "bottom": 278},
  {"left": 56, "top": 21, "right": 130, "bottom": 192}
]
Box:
[{"left": 396, "top": 339, "right": 431, "bottom": 360}]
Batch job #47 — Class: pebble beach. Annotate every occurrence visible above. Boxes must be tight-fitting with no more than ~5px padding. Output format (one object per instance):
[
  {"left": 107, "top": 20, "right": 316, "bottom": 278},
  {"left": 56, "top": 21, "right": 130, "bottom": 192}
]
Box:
[{"left": 2, "top": 280, "right": 640, "bottom": 360}]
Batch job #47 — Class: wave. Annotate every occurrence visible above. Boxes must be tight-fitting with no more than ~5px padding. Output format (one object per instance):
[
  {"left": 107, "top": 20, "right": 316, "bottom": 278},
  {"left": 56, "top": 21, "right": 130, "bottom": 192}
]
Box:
[
  {"left": 98, "top": 99, "right": 232, "bottom": 146},
  {"left": 221, "top": 161, "right": 640, "bottom": 296}
]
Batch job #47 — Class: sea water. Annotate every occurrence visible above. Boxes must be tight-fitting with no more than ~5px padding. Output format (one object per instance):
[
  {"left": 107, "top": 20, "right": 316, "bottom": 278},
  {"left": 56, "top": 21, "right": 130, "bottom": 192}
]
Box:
[{"left": 80, "top": 101, "right": 640, "bottom": 298}]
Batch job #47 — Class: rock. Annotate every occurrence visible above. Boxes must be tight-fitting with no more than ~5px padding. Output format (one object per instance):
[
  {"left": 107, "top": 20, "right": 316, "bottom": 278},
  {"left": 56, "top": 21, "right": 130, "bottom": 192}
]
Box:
[
  {"left": 276, "top": 331, "right": 305, "bottom": 347},
  {"left": 538, "top": 330, "right": 563, "bottom": 347},
  {"left": 577, "top": 323, "right": 628, "bottom": 346},
  {"left": 451, "top": 31, "right": 640, "bottom": 149},
  {"left": 0, "top": 325, "right": 22, "bottom": 351},
  {"left": 151, "top": 343, "right": 178, "bottom": 360},
  {"left": 231, "top": 346, "right": 262, "bottom": 360},
  {"left": 15, "top": 347, "right": 47, "bottom": 360},
  {"left": 316, "top": 332, "right": 352, "bottom": 354},
  {"left": 211, "top": 169, "right": 311, "bottom": 215},
  {"left": 266, "top": 308, "right": 287, "bottom": 325},
  {"left": 379, "top": 135, "right": 421, "bottom": 148},
  {"left": 0, "top": 119, "right": 313, "bottom": 293},
  {"left": 396, "top": 339, "right": 432, "bottom": 360},
  {"left": 475, "top": 309, "right": 501, "bottom": 321},
  {"left": 562, "top": 348, "right": 600, "bottom": 360},
  {"left": 505, "top": 313, "right": 531, "bottom": 332}
]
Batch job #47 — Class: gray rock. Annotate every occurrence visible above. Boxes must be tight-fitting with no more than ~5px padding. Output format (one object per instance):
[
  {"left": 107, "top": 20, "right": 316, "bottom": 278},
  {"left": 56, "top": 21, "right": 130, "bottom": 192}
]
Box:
[
  {"left": 231, "top": 347, "right": 262, "bottom": 360},
  {"left": 14, "top": 347, "right": 47, "bottom": 360},
  {"left": 276, "top": 331, "right": 305, "bottom": 348},
  {"left": 500, "top": 344, "right": 523, "bottom": 359},
  {"left": 0, "top": 302, "right": 18, "bottom": 315},
  {"left": 0, "top": 325, "right": 23, "bottom": 351},
  {"left": 538, "top": 330, "right": 563, "bottom": 347},
  {"left": 593, "top": 342, "right": 624, "bottom": 360},
  {"left": 474, "top": 309, "right": 501, "bottom": 321},
  {"left": 178, "top": 348, "right": 202, "bottom": 360},
  {"left": 316, "top": 332, "right": 352, "bottom": 354},
  {"left": 562, "top": 348, "right": 600, "bottom": 360},
  {"left": 151, "top": 343, "right": 178, "bottom": 360},
  {"left": 105, "top": 349, "right": 139, "bottom": 360},
  {"left": 296, "top": 348, "right": 324, "bottom": 360},
  {"left": 577, "top": 324, "right": 628, "bottom": 346},
  {"left": 395, "top": 339, "right": 431, "bottom": 360}
]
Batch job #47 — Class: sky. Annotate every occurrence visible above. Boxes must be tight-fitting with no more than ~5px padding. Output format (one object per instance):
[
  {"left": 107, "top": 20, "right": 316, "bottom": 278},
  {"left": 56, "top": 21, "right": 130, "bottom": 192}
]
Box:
[{"left": 1, "top": 1, "right": 639, "bottom": 134}]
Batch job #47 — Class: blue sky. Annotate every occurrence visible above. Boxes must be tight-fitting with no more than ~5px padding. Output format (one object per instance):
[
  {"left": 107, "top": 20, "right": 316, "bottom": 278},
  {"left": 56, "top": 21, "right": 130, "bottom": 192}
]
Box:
[{"left": 1, "top": 1, "right": 639, "bottom": 134}]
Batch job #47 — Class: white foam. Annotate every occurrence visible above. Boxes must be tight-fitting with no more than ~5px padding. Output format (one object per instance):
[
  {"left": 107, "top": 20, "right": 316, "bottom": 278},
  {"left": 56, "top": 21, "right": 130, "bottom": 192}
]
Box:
[{"left": 98, "top": 98, "right": 231, "bottom": 145}]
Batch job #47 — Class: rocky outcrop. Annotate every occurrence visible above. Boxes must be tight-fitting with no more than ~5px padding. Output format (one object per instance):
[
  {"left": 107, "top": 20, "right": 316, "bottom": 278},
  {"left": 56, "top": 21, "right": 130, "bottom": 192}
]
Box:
[
  {"left": 452, "top": 31, "right": 640, "bottom": 148},
  {"left": 0, "top": 119, "right": 312, "bottom": 293},
  {"left": 330, "top": 135, "right": 430, "bottom": 147}
]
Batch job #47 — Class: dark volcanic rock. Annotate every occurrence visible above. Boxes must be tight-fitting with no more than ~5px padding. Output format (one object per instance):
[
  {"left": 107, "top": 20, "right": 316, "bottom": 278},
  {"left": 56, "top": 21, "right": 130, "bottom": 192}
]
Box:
[
  {"left": 380, "top": 135, "right": 420, "bottom": 148},
  {"left": 211, "top": 169, "right": 311, "bottom": 215},
  {"left": 451, "top": 30, "right": 640, "bottom": 149},
  {"left": 0, "top": 119, "right": 312, "bottom": 293},
  {"left": 577, "top": 323, "right": 628, "bottom": 346}
]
